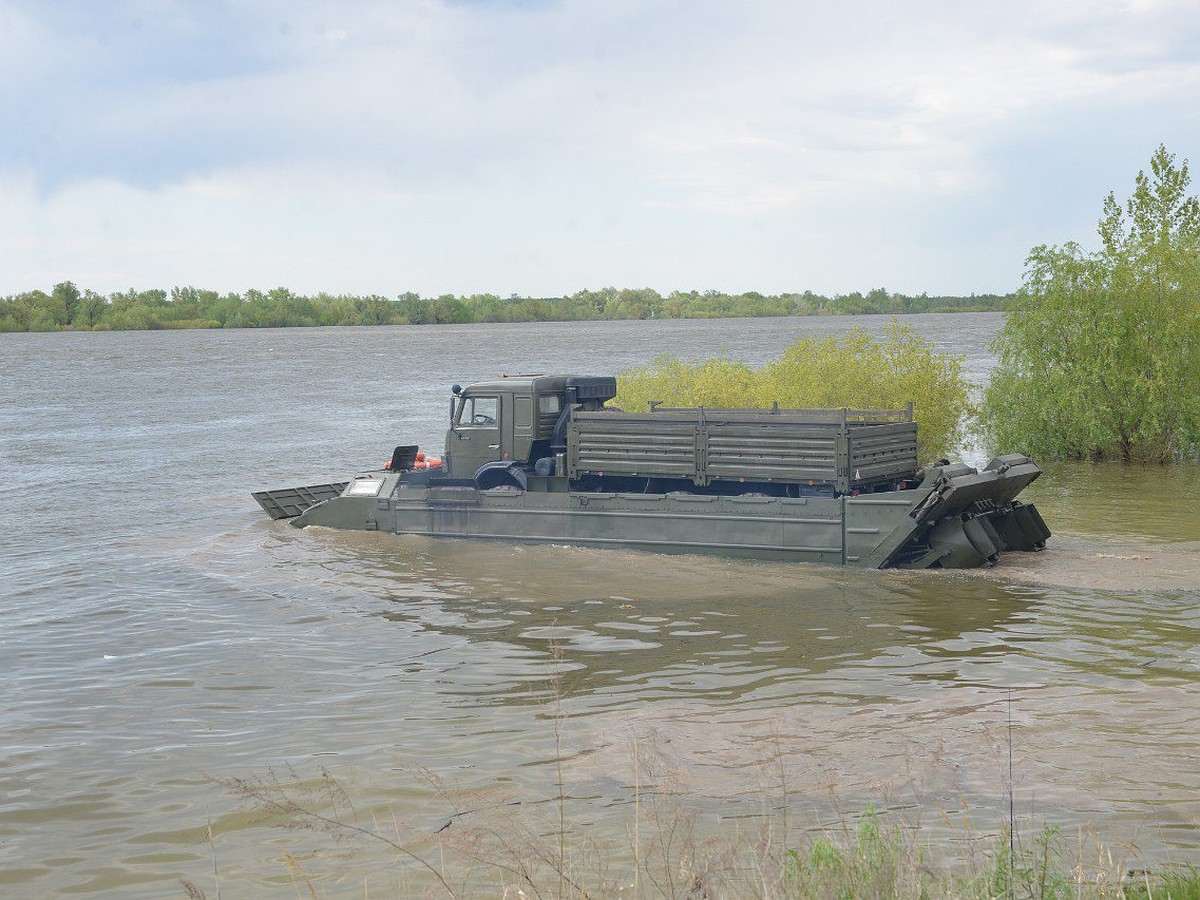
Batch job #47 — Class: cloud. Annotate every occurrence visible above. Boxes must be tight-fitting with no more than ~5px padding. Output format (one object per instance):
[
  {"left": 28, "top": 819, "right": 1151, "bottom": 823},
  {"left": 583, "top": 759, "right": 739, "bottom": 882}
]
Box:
[{"left": 2, "top": 0, "right": 1199, "bottom": 296}]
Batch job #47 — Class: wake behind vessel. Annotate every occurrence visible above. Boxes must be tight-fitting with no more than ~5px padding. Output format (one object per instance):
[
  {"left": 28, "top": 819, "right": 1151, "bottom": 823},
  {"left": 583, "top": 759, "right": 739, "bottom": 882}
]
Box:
[{"left": 254, "top": 374, "right": 1050, "bottom": 569}]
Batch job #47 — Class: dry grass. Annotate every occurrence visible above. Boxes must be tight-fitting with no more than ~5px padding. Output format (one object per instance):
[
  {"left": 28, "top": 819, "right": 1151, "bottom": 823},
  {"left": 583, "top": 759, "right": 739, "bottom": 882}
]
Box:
[
  {"left": 183, "top": 650, "right": 1196, "bottom": 897},
  {"left": 177, "top": 747, "right": 1200, "bottom": 899}
]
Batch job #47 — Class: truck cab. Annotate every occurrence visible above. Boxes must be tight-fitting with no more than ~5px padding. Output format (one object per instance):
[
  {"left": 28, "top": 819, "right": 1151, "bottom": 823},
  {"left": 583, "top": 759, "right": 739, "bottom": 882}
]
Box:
[{"left": 443, "top": 374, "right": 617, "bottom": 483}]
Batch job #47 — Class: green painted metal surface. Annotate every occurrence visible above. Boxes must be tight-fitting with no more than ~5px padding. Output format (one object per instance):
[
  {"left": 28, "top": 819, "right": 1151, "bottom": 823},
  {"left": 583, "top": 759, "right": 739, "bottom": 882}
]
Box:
[{"left": 253, "top": 375, "right": 1050, "bottom": 569}]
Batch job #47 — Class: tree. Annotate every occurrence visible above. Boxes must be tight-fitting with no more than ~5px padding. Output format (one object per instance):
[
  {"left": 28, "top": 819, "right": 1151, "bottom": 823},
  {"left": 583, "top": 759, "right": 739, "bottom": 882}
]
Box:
[
  {"left": 52, "top": 281, "right": 81, "bottom": 324},
  {"left": 72, "top": 290, "right": 108, "bottom": 329},
  {"left": 982, "top": 146, "right": 1200, "bottom": 462}
]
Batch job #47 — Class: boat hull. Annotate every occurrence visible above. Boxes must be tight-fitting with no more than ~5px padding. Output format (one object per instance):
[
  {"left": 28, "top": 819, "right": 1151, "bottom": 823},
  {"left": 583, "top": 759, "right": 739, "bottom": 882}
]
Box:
[{"left": 268, "top": 455, "right": 1050, "bottom": 569}]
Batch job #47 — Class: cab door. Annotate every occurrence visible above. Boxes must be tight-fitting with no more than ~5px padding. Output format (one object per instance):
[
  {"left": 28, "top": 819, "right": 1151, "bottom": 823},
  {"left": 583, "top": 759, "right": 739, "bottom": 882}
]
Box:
[{"left": 448, "top": 394, "right": 502, "bottom": 479}]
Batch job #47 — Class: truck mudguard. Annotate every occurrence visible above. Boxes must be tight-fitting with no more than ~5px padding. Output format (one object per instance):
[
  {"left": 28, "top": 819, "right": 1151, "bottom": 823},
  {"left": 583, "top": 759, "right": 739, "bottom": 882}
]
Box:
[{"left": 474, "top": 460, "right": 529, "bottom": 491}]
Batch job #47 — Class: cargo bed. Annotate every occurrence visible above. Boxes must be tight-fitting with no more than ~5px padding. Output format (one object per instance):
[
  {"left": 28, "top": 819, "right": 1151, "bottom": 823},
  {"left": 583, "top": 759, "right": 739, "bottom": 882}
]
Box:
[{"left": 568, "top": 406, "right": 917, "bottom": 493}]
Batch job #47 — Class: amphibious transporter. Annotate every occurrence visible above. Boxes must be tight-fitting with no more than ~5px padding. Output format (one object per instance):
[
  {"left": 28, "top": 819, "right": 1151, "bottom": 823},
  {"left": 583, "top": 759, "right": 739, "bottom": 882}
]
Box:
[{"left": 254, "top": 374, "right": 1050, "bottom": 569}]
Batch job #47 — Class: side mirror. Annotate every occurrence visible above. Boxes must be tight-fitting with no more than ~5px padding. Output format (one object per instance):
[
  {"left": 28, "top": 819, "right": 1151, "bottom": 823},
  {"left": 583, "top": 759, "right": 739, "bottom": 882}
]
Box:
[{"left": 449, "top": 385, "right": 463, "bottom": 427}]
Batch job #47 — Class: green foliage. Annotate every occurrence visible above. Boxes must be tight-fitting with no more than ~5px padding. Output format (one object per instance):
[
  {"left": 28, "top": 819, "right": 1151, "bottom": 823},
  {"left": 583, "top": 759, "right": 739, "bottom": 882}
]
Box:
[
  {"left": 613, "top": 355, "right": 760, "bottom": 410},
  {"left": 1126, "top": 863, "right": 1200, "bottom": 899},
  {"left": 970, "top": 826, "right": 1074, "bottom": 900},
  {"left": 614, "top": 322, "right": 971, "bottom": 462},
  {"left": 983, "top": 145, "right": 1200, "bottom": 462},
  {"left": 0, "top": 283, "right": 1013, "bottom": 334},
  {"left": 784, "top": 806, "right": 928, "bottom": 899}
]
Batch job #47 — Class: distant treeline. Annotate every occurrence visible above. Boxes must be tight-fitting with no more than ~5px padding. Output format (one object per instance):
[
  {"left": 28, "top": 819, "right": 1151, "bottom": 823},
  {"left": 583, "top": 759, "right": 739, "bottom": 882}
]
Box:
[{"left": 0, "top": 283, "right": 1014, "bottom": 333}]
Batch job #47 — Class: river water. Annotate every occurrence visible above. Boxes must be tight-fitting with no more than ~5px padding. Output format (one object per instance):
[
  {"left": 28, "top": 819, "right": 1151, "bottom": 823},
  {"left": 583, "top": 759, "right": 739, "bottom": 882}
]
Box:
[{"left": 2, "top": 313, "right": 1198, "bottom": 896}]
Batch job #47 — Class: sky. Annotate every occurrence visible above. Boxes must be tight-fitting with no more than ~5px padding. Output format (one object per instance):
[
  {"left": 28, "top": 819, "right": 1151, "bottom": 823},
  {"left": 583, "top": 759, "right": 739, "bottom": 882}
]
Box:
[{"left": 2, "top": 0, "right": 1199, "bottom": 298}]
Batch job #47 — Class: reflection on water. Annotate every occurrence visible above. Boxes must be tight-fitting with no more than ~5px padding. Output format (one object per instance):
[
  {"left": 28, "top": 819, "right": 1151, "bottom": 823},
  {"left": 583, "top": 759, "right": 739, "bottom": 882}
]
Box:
[
  {"left": 2, "top": 317, "right": 1199, "bottom": 896},
  {"left": 362, "top": 537, "right": 1047, "bottom": 706},
  {"left": 1027, "top": 461, "right": 1200, "bottom": 544}
]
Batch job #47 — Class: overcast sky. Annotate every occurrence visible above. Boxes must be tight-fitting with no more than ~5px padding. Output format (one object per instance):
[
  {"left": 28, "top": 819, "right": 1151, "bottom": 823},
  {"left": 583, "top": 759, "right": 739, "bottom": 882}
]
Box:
[{"left": 2, "top": 0, "right": 1198, "bottom": 298}]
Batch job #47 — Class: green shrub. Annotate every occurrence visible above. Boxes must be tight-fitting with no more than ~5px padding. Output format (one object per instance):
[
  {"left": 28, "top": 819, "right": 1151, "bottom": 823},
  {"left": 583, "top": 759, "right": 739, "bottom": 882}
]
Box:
[{"left": 615, "top": 322, "right": 971, "bottom": 463}]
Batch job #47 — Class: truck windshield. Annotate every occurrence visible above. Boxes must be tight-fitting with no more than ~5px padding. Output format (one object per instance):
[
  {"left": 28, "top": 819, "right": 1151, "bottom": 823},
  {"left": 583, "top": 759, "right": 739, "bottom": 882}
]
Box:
[{"left": 457, "top": 396, "right": 498, "bottom": 427}]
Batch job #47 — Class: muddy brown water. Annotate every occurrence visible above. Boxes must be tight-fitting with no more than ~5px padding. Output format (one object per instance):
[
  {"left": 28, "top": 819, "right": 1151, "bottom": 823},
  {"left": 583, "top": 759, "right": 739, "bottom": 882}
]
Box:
[{"left": 2, "top": 314, "right": 1198, "bottom": 896}]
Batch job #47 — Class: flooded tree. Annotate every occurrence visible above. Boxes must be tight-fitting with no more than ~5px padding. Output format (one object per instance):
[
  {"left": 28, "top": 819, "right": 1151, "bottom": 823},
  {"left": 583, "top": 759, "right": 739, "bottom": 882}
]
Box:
[{"left": 983, "top": 145, "right": 1200, "bottom": 462}]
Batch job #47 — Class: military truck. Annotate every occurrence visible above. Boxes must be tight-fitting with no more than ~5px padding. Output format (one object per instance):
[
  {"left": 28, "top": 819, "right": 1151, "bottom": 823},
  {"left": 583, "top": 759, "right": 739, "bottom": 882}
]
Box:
[{"left": 254, "top": 374, "right": 1050, "bottom": 569}]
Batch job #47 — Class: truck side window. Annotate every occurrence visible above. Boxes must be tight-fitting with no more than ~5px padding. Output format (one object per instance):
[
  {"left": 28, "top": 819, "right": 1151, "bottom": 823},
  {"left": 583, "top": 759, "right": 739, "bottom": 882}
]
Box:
[
  {"left": 538, "top": 395, "right": 560, "bottom": 415},
  {"left": 460, "top": 396, "right": 498, "bottom": 427}
]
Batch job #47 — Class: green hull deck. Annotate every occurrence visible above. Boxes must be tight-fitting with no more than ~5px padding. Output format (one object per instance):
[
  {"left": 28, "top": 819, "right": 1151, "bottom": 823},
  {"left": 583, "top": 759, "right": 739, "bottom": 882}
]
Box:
[
  {"left": 259, "top": 455, "right": 1049, "bottom": 570},
  {"left": 253, "top": 375, "right": 1050, "bottom": 570}
]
